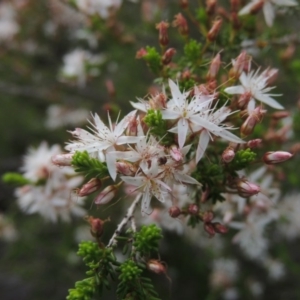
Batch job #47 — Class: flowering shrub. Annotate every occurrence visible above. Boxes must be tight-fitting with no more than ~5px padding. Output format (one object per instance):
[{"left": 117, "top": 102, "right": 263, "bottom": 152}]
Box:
[{"left": 1, "top": 0, "right": 300, "bottom": 299}]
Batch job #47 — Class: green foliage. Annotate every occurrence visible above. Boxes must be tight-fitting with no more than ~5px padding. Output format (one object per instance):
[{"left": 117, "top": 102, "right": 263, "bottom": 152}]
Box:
[
  {"left": 143, "top": 109, "right": 173, "bottom": 145},
  {"left": 67, "top": 241, "right": 119, "bottom": 299},
  {"left": 71, "top": 151, "right": 109, "bottom": 179},
  {"left": 117, "top": 260, "right": 160, "bottom": 300},
  {"left": 195, "top": 8, "right": 208, "bottom": 24},
  {"left": 133, "top": 224, "right": 162, "bottom": 256},
  {"left": 143, "top": 47, "right": 162, "bottom": 75},
  {"left": 184, "top": 39, "right": 202, "bottom": 64},
  {"left": 2, "top": 172, "right": 31, "bottom": 186},
  {"left": 192, "top": 159, "right": 225, "bottom": 203},
  {"left": 67, "top": 277, "right": 96, "bottom": 300},
  {"left": 228, "top": 148, "right": 257, "bottom": 171}
]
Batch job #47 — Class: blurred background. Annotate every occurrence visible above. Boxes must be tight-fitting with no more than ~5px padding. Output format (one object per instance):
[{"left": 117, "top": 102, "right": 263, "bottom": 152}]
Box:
[{"left": 1, "top": 0, "right": 300, "bottom": 299}]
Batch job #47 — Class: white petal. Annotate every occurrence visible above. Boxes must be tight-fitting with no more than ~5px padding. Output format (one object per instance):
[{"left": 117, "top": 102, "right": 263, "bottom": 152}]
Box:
[
  {"left": 114, "top": 110, "right": 136, "bottom": 137},
  {"left": 263, "top": 2, "right": 275, "bottom": 27},
  {"left": 175, "top": 173, "right": 201, "bottom": 185},
  {"left": 121, "top": 175, "right": 145, "bottom": 187},
  {"left": 177, "top": 118, "right": 189, "bottom": 148},
  {"left": 106, "top": 152, "right": 117, "bottom": 181},
  {"left": 168, "top": 79, "right": 185, "bottom": 106},
  {"left": 196, "top": 130, "right": 210, "bottom": 163},
  {"left": 255, "top": 93, "right": 284, "bottom": 109},
  {"left": 239, "top": 1, "right": 257, "bottom": 15},
  {"left": 272, "top": 0, "right": 298, "bottom": 6},
  {"left": 161, "top": 109, "right": 181, "bottom": 120},
  {"left": 215, "top": 129, "right": 245, "bottom": 143},
  {"left": 117, "top": 136, "right": 141, "bottom": 145},
  {"left": 224, "top": 85, "right": 245, "bottom": 95}
]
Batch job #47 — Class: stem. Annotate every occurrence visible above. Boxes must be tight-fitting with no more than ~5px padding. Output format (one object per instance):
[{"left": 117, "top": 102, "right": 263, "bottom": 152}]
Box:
[{"left": 107, "top": 193, "right": 142, "bottom": 248}]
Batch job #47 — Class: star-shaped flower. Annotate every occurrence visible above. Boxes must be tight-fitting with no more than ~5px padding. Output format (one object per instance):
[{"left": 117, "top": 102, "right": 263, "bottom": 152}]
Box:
[{"left": 224, "top": 68, "right": 283, "bottom": 112}]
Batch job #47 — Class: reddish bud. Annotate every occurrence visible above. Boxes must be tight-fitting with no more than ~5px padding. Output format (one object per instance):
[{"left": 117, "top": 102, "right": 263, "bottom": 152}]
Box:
[
  {"left": 230, "top": 0, "right": 240, "bottom": 12},
  {"left": 222, "top": 147, "right": 235, "bottom": 163},
  {"left": 162, "top": 48, "right": 176, "bottom": 65},
  {"left": 237, "top": 179, "right": 260, "bottom": 198},
  {"left": 188, "top": 204, "right": 199, "bottom": 215},
  {"left": 281, "top": 44, "right": 296, "bottom": 61},
  {"left": 169, "top": 206, "right": 181, "bottom": 218},
  {"left": 94, "top": 184, "right": 118, "bottom": 205},
  {"left": 86, "top": 216, "right": 104, "bottom": 238},
  {"left": 51, "top": 153, "right": 73, "bottom": 166},
  {"left": 207, "top": 18, "right": 222, "bottom": 42},
  {"left": 136, "top": 47, "right": 148, "bottom": 59},
  {"left": 230, "top": 51, "right": 251, "bottom": 79},
  {"left": 237, "top": 92, "right": 252, "bottom": 109},
  {"left": 147, "top": 259, "right": 166, "bottom": 274},
  {"left": 156, "top": 21, "right": 169, "bottom": 47},
  {"left": 263, "top": 151, "right": 293, "bottom": 165},
  {"left": 173, "top": 13, "right": 189, "bottom": 36},
  {"left": 250, "top": 0, "right": 264, "bottom": 14},
  {"left": 261, "top": 68, "right": 279, "bottom": 85},
  {"left": 170, "top": 145, "right": 183, "bottom": 161},
  {"left": 206, "top": 0, "right": 217, "bottom": 15},
  {"left": 149, "top": 93, "right": 167, "bottom": 109},
  {"left": 105, "top": 80, "right": 115, "bottom": 98},
  {"left": 179, "top": 0, "right": 189, "bottom": 9},
  {"left": 204, "top": 223, "right": 215, "bottom": 237},
  {"left": 126, "top": 116, "right": 138, "bottom": 136},
  {"left": 246, "top": 139, "right": 262, "bottom": 149},
  {"left": 207, "top": 53, "right": 221, "bottom": 80},
  {"left": 201, "top": 211, "right": 214, "bottom": 223},
  {"left": 116, "top": 161, "right": 138, "bottom": 176},
  {"left": 78, "top": 178, "right": 102, "bottom": 197},
  {"left": 231, "top": 12, "right": 241, "bottom": 30},
  {"left": 271, "top": 111, "right": 290, "bottom": 120},
  {"left": 212, "top": 222, "right": 228, "bottom": 234},
  {"left": 241, "top": 107, "right": 266, "bottom": 136}
]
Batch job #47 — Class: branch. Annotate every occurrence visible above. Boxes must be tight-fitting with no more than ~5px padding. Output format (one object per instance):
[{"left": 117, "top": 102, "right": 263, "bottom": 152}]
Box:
[{"left": 107, "top": 193, "right": 142, "bottom": 248}]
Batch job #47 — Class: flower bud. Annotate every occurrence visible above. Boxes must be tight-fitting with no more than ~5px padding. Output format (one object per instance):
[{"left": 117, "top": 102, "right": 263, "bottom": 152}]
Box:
[
  {"left": 207, "top": 53, "right": 221, "bottom": 80},
  {"left": 250, "top": 0, "right": 264, "bottom": 14},
  {"left": 105, "top": 80, "right": 115, "bottom": 98},
  {"left": 237, "top": 91, "right": 252, "bottom": 109},
  {"left": 230, "top": 0, "right": 240, "bottom": 12},
  {"left": 116, "top": 161, "right": 138, "bottom": 176},
  {"left": 172, "top": 13, "right": 189, "bottom": 36},
  {"left": 162, "top": 48, "right": 176, "bottom": 65},
  {"left": 147, "top": 259, "right": 166, "bottom": 274},
  {"left": 263, "top": 151, "right": 292, "bottom": 164},
  {"left": 126, "top": 116, "right": 138, "bottom": 136},
  {"left": 204, "top": 222, "right": 215, "bottom": 237},
  {"left": 149, "top": 93, "right": 167, "bottom": 110},
  {"left": 237, "top": 179, "right": 260, "bottom": 197},
  {"left": 169, "top": 206, "right": 181, "bottom": 218},
  {"left": 188, "top": 204, "right": 199, "bottom": 215},
  {"left": 240, "top": 107, "right": 266, "bottom": 136},
  {"left": 231, "top": 12, "right": 241, "bottom": 30},
  {"left": 206, "top": 0, "right": 216, "bottom": 15},
  {"left": 246, "top": 139, "right": 262, "bottom": 149},
  {"left": 261, "top": 68, "right": 279, "bottom": 85},
  {"left": 222, "top": 147, "right": 235, "bottom": 163},
  {"left": 136, "top": 47, "right": 148, "bottom": 59},
  {"left": 207, "top": 18, "right": 222, "bottom": 42},
  {"left": 94, "top": 185, "right": 118, "bottom": 205},
  {"left": 201, "top": 211, "right": 214, "bottom": 223},
  {"left": 179, "top": 0, "right": 189, "bottom": 9},
  {"left": 271, "top": 111, "right": 290, "bottom": 120},
  {"left": 78, "top": 178, "right": 102, "bottom": 197},
  {"left": 156, "top": 21, "right": 169, "bottom": 47},
  {"left": 230, "top": 51, "right": 251, "bottom": 79},
  {"left": 86, "top": 216, "right": 104, "bottom": 238},
  {"left": 170, "top": 145, "right": 183, "bottom": 161},
  {"left": 212, "top": 222, "right": 228, "bottom": 234},
  {"left": 51, "top": 153, "right": 73, "bottom": 166}
]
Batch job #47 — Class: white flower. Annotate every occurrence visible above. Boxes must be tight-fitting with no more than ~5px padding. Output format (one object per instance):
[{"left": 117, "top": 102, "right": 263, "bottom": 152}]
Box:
[
  {"left": 121, "top": 159, "right": 171, "bottom": 215},
  {"left": 66, "top": 110, "right": 140, "bottom": 179},
  {"left": 224, "top": 68, "right": 283, "bottom": 112},
  {"left": 239, "top": 0, "right": 298, "bottom": 27},
  {"left": 0, "top": 3, "right": 19, "bottom": 41},
  {"left": 16, "top": 143, "right": 86, "bottom": 222}
]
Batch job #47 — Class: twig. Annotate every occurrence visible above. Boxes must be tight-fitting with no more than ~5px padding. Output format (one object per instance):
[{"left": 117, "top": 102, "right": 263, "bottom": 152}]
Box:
[{"left": 107, "top": 193, "right": 141, "bottom": 248}]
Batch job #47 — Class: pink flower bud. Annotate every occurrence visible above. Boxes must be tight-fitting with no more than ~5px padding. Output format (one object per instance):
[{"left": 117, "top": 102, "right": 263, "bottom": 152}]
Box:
[
  {"left": 188, "top": 204, "right": 199, "bottom": 215},
  {"left": 241, "top": 107, "right": 266, "bottom": 136},
  {"left": 172, "top": 13, "right": 189, "bottom": 36},
  {"left": 78, "top": 178, "right": 102, "bottom": 197},
  {"left": 86, "top": 216, "right": 104, "bottom": 238},
  {"left": 237, "top": 91, "right": 252, "bottom": 109},
  {"left": 261, "top": 68, "right": 279, "bottom": 86},
  {"left": 237, "top": 179, "right": 260, "bottom": 198},
  {"left": 271, "top": 111, "right": 290, "bottom": 120},
  {"left": 263, "top": 151, "right": 293, "bottom": 164},
  {"left": 116, "top": 161, "right": 138, "bottom": 176},
  {"left": 207, "top": 53, "right": 221, "bottom": 80},
  {"left": 169, "top": 206, "right": 181, "bottom": 218},
  {"left": 206, "top": 0, "right": 217, "bottom": 15},
  {"left": 212, "top": 222, "right": 228, "bottom": 234},
  {"left": 207, "top": 18, "right": 222, "bottom": 42},
  {"left": 230, "top": 51, "right": 251, "bottom": 78},
  {"left": 94, "top": 185, "right": 118, "bottom": 205},
  {"left": 222, "top": 147, "right": 235, "bottom": 163},
  {"left": 147, "top": 259, "right": 166, "bottom": 274},
  {"left": 51, "top": 153, "right": 73, "bottom": 166},
  {"left": 170, "top": 145, "right": 183, "bottom": 161},
  {"left": 246, "top": 139, "right": 262, "bottom": 149},
  {"left": 149, "top": 93, "right": 167, "bottom": 110},
  {"left": 136, "top": 48, "right": 148, "bottom": 59},
  {"left": 201, "top": 211, "right": 214, "bottom": 223},
  {"left": 126, "top": 116, "right": 138, "bottom": 136},
  {"left": 156, "top": 21, "right": 169, "bottom": 47},
  {"left": 230, "top": 0, "right": 240, "bottom": 12},
  {"left": 204, "top": 223, "right": 215, "bottom": 237},
  {"left": 162, "top": 48, "right": 176, "bottom": 65}
]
